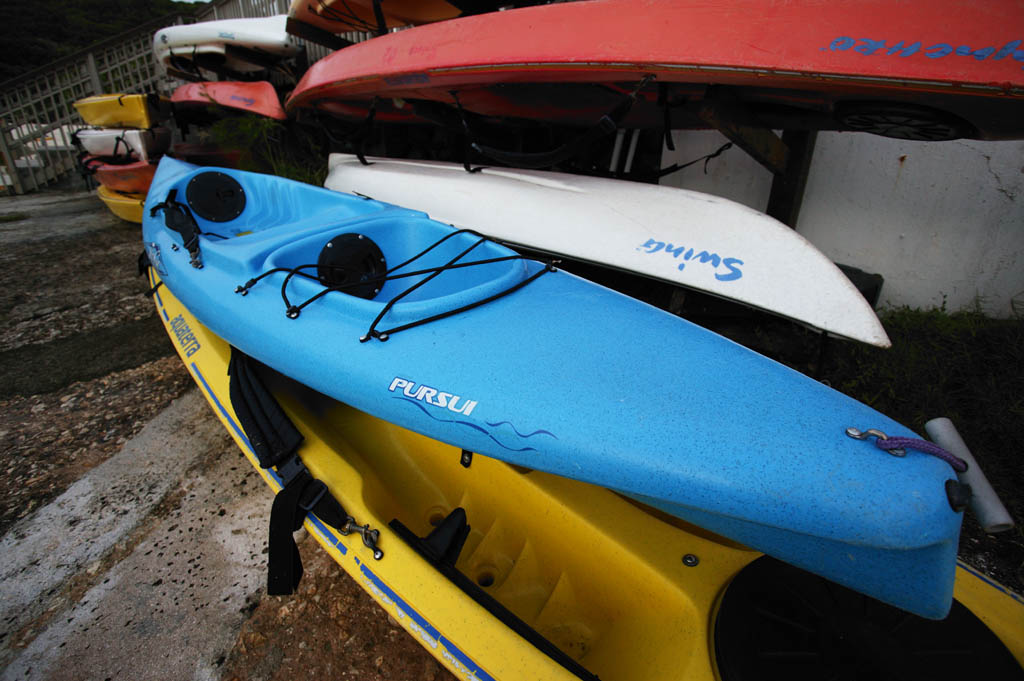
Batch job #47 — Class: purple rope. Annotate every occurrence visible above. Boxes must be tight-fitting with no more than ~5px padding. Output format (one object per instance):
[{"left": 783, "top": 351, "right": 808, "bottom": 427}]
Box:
[{"left": 875, "top": 437, "right": 968, "bottom": 473}]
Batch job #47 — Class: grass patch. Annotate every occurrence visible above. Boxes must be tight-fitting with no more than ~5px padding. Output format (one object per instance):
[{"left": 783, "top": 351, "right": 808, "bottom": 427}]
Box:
[
  {"left": 823, "top": 307, "right": 1024, "bottom": 592},
  {"left": 205, "top": 115, "right": 328, "bottom": 186},
  {"left": 825, "top": 307, "right": 1023, "bottom": 458}
]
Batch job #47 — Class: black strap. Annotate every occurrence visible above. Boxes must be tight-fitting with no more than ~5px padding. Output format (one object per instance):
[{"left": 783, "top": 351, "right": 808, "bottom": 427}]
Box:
[
  {"left": 149, "top": 189, "right": 203, "bottom": 268},
  {"left": 658, "top": 83, "right": 676, "bottom": 152},
  {"left": 227, "top": 351, "right": 303, "bottom": 469},
  {"left": 227, "top": 349, "right": 381, "bottom": 596},
  {"left": 453, "top": 75, "right": 654, "bottom": 170},
  {"left": 266, "top": 465, "right": 356, "bottom": 594},
  {"left": 370, "top": 0, "right": 387, "bottom": 35},
  {"left": 356, "top": 98, "right": 378, "bottom": 166},
  {"left": 644, "top": 141, "right": 733, "bottom": 181},
  {"left": 470, "top": 116, "right": 617, "bottom": 170}
]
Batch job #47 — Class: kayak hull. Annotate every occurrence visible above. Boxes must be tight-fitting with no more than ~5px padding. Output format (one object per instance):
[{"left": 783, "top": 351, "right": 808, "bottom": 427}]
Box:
[
  {"left": 73, "top": 93, "right": 169, "bottom": 129},
  {"left": 148, "top": 275, "right": 751, "bottom": 680},
  {"left": 150, "top": 273, "right": 1024, "bottom": 678},
  {"left": 171, "top": 81, "right": 286, "bottom": 121},
  {"left": 85, "top": 157, "right": 156, "bottom": 194},
  {"left": 287, "top": 0, "right": 1024, "bottom": 140},
  {"left": 153, "top": 16, "right": 300, "bottom": 74},
  {"left": 324, "top": 153, "right": 889, "bottom": 347},
  {"left": 287, "top": 0, "right": 460, "bottom": 34},
  {"left": 76, "top": 127, "right": 171, "bottom": 162},
  {"left": 143, "top": 157, "right": 963, "bottom": 618},
  {"left": 97, "top": 185, "right": 145, "bottom": 223}
]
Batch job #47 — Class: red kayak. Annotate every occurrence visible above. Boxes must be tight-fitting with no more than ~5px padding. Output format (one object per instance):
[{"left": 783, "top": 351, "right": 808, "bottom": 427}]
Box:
[
  {"left": 287, "top": 0, "right": 1024, "bottom": 140},
  {"left": 172, "top": 81, "right": 286, "bottom": 121},
  {"left": 82, "top": 157, "right": 157, "bottom": 194}
]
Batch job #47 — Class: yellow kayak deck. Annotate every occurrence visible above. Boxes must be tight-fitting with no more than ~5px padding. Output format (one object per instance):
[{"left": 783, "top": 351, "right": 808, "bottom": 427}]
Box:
[
  {"left": 149, "top": 273, "right": 1024, "bottom": 679},
  {"left": 74, "top": 93, "right": 169, "bottom": 129}
]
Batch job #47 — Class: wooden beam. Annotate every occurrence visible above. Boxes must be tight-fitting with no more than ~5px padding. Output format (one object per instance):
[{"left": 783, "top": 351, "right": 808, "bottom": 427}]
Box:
[
  {"left": 696, "top": 88, "right": 789, "bottom": 176},
  {"left": 766, "top": 130, "right": 818, "bottom": 228},
  {"left": 285, "top": 17, "right": 354, "bottom": 52}
]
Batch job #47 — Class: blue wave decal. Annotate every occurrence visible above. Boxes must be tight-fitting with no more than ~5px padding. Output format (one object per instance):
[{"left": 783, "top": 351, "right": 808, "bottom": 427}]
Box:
[
  {"left": 485, "top": 421, "right": 558, "bottom": 440},
  {"left": 394, "top": 397, "right": 538, "bottom": 453}
]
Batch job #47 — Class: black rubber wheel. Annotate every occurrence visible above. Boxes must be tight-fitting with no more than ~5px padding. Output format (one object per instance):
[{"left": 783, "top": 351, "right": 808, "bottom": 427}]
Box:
[
  {"left": 185, "top": 171, "right": 246, "bottom": 222},
  {"left": 317, "top": 233, "right": 387, "bottom": 300},
  {"left": 714, "top": 557, "right": 1022, "bottom": 681},
  {"left": 836, "top": 102, "right": 975, "bottom": 141}
]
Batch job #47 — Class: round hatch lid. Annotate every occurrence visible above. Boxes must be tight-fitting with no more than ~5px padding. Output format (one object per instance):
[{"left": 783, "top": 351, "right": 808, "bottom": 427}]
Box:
[
  {"left": 185, "top": 171, "right": 246, "bottom": 222},
  {"left": 317, "top": 233, "right": 387, "bottom": 300}
]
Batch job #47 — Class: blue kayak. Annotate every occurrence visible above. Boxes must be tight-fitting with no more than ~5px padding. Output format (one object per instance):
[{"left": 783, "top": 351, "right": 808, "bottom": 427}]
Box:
[{"left": 142, "top": 157, "right": 964, "bottom": 619}]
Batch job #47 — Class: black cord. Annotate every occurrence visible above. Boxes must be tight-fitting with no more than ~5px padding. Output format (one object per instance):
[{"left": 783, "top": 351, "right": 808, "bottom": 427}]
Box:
[{"left": 238, "top": 229, "right": 553, "bottom": 341}]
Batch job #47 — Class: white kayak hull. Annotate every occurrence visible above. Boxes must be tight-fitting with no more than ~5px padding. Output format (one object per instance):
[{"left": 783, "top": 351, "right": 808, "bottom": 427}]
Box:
[
  {"left": 325, "top": 154, "right": 890, "bottom": 347},
  {"left": 76, "top": 127, "right": 171, "bottom": 162},
  {"left": 153, "top": 15, "right": 300, "bottom": 74}
]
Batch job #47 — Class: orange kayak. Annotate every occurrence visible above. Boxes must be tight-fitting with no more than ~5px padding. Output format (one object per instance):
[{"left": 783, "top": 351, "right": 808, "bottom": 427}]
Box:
[
  {"left": 171, "top": 81, "right": 287, "bottom": 121},
  {"left": 83, "top": 157, "right": 157, "bottom": 194},
  {"left": 287, "top": 0, "right": 1024, "bottom": 140},
  {"left": 287, "top": 0, "right": 460, "bottom": 34}
]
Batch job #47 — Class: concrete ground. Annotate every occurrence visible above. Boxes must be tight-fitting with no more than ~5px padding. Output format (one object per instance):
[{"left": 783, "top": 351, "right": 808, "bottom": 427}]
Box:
[
  {"left": 1, "top": 392, "right": 268, "bottom": 681},
  {"left": 0, "top": 187, "right": 264, "bottom": 680},
  {"left": 0, "top": 186, "right": 451, "bottom": 681}
]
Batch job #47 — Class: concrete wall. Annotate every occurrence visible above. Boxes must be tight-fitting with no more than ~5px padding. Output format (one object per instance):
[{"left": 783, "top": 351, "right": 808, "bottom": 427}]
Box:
[{"left": 661, "top": 131, "right": 1024, "bottom": 317}]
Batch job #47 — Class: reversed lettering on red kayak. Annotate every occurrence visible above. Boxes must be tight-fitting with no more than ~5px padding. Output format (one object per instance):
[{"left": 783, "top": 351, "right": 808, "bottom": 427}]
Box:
[
  {"left": 825, "top": 37, "right": 1024, "bottom": 68},
  {"left": 389, "top": 377, "right": 478, "bottom": 416}
]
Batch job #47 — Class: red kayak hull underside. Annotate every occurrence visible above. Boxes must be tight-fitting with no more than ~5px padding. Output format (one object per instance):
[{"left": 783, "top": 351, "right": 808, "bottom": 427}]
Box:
[
  {"left": 288, "top": 0, "right": 460, "bottom": 34},
  {"left": 287, "top": 0, "right": 1024, "bottom": 138},
  {"left": 172, "top": 81, "right": 287, "bottom": 121},
  {"left": 88, "top": 158, "right": 157, "bottom": 194}
]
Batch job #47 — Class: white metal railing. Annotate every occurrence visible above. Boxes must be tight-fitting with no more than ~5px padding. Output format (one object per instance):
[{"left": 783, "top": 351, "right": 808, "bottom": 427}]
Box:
[
  {"left": 0, "top": 15, "right": 187, "bottom": 194},
  {"left": 0, "top": 0, "right": 364, "bottom": 194}
]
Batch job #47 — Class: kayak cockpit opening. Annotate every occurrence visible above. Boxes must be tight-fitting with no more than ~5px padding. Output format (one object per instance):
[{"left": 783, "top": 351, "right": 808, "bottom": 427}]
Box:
[{"left": 244, "top": 216, "right": 553, "bottom": 340}]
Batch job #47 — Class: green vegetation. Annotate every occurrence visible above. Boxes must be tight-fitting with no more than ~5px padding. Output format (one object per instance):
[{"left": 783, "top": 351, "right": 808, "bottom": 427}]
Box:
[
  {"left": 0, "top": 0, "right": 206, "bottom": 82},
  {"left": 828, "top": 307, "right": 1023, "bottom": 444},
  {"left": 0, "top": 212, "right": 30, "bottom": 223},
  {"left": 205, "top": 115, "right": 329, "bottom": 186},
  {"left": 827, "top": 307, "right": 1024, "bottom": 590},
  {"left": 723, "top": 304, "right": 1023, "bottom": 590}
]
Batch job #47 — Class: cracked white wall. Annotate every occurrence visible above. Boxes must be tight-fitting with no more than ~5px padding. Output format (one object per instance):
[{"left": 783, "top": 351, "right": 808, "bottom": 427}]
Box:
[{"left": 661, "top": 131, "right": 1024, "bottom": 318}]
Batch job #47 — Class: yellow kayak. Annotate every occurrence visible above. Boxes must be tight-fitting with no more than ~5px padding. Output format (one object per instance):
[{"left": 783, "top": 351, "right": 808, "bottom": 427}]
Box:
[
  {"left": 73, "top": 93, "right": 169, "bottom": 129},
  {"left": 96, "top": 185, "right": 145, "bottom": 223},
  {"left": 149, "top": 272, "right": 1024, "bottom": 680}
]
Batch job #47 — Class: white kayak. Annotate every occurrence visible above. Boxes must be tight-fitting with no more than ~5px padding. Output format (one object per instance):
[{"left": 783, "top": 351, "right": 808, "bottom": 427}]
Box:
[
  {"left": 75, "top": 127, "right": 171, "bottom": 162},
  {"left": 325, "top": 154, "right": 890, "bottom": 347},
  {"left": 153, "top": 15, "right": 300, "bottom": 74}
]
